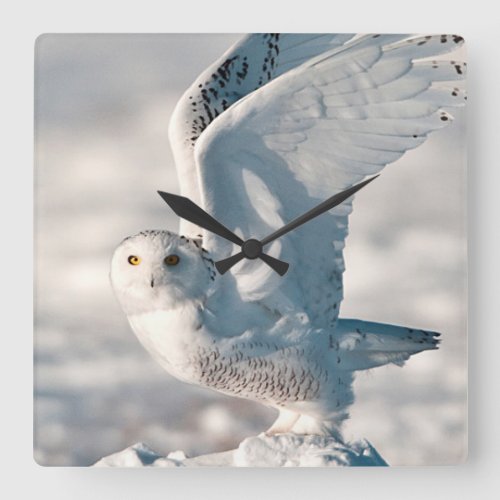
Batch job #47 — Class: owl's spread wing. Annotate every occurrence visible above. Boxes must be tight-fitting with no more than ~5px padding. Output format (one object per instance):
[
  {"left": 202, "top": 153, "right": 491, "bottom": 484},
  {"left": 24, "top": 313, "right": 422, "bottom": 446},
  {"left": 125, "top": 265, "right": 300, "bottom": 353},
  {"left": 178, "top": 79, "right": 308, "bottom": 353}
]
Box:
[
  {"left": 170, "top": 33, "right": 466, "bottom": 328},
  {"left": 169, "top": 34, "right": 356, "bottom": 232}
]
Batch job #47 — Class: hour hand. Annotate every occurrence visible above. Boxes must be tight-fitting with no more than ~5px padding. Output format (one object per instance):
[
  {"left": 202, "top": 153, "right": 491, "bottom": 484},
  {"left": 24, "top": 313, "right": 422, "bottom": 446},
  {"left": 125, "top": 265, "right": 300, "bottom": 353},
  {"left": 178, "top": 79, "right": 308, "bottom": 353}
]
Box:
[
  {"left": 158, "top": 191, "right": 289, "bottom": 275},
  {"left": 158, "top": 191, "right": 244, "bottom": 246}
]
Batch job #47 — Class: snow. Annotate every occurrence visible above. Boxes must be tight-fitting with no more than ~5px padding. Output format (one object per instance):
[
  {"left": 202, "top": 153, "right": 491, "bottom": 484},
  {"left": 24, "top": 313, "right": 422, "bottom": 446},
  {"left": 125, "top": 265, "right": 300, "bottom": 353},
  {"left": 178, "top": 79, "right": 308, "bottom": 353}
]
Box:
[{"left": 94, "top": 434, "right": 387, "bottom": 467}]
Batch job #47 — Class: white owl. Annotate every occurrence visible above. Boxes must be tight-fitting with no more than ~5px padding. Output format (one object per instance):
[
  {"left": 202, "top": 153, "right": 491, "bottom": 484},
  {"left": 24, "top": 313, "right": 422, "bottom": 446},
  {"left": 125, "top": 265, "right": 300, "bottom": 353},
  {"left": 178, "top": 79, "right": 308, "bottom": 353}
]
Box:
[{"left": 110, "top": 34, "right": 465, "bottom": 437}]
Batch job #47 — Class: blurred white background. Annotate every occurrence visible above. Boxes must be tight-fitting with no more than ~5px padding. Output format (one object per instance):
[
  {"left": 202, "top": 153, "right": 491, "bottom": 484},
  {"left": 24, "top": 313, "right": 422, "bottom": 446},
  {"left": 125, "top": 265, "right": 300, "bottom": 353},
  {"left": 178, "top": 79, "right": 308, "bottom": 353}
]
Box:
[{"left": 34, "top": 34, "right": 466, "bottom": 466}]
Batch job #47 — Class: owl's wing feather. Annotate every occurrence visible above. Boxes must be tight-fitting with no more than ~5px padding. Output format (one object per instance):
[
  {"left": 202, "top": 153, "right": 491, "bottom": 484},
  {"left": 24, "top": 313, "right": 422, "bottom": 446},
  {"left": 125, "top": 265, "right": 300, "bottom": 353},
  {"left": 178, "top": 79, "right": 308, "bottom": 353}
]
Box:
[
  {"left": 169, "top": 33, "right": 357, "bottom": 234},
  {"left": 171, "top": 34, "right": 466, "bottom": 328}
]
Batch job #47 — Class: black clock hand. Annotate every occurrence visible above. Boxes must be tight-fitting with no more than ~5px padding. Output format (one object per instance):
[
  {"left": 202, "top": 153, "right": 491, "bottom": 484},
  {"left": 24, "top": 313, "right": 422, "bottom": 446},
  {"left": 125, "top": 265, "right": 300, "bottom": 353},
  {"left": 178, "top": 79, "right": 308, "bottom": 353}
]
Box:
[
  {"left": 215, "top": 250, "right": 289, "bottom": 276},
  {"left": 158, "top": 191, "right": 243, "bottom": 246},
  {"left": 214, "top": 175, "right": 379, "bottom": 274},
  {"left": 259, "top": 253, "right": 289, "bottom": 276},
  {"left": 214, "top": 253, "right": 245, "bottom": 274},
  {"left": 157, "top": 191, "right": 289, "bottom": 275},
  {"left": 260, "top": 175, "right": 379, "bottom": 246}
]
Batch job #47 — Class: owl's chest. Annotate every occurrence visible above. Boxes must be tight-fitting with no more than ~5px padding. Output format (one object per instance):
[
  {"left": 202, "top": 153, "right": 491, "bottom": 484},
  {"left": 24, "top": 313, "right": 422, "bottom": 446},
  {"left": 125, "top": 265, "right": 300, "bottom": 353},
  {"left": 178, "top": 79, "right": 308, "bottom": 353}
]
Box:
[{"left": 127, "top": 306, "right": 211, "bottom": 383}]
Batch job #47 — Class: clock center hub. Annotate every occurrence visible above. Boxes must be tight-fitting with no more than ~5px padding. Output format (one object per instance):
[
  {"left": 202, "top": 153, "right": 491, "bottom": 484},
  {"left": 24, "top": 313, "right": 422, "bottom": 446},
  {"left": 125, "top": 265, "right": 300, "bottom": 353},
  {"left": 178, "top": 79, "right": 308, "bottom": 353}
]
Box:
[{"left": 241, "top": 239, "right": 263, "bottom": 259}]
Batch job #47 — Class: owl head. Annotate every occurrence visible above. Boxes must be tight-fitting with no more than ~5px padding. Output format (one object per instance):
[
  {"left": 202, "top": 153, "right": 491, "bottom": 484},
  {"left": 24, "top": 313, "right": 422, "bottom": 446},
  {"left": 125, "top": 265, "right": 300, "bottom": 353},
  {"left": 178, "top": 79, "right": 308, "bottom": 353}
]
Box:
[{"left": 110, "top": 230, "right": 216, "bottom": 315}]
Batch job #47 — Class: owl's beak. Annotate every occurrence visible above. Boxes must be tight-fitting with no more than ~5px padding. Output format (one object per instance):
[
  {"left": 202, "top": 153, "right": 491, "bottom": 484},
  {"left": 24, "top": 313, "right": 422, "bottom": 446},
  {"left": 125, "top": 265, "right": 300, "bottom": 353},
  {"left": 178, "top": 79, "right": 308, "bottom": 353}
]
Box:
[{"left": 150, "top": 276, "right": 155, "bottom": 288}]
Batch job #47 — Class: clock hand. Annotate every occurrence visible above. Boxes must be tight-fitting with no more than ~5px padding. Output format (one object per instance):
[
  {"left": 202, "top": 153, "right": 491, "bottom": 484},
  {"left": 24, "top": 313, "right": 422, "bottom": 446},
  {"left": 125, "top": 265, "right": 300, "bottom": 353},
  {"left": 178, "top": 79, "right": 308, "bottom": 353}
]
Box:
[
  {"left": 214, "top": 175, "right": 379, "bottom": 274},
  {"left": 214, "top": 253, "right": 245, "bottom": 274},
  {"left": 260, "top": 175, "right": 379, "bottom": 246},
  {"left": 259, "top": 253, "right": 289, "bottom": 276},
  {"left": 158, "top": 191, "right": 289, "bottom": 275},
  {"left": 158, "top": 191, "right": 243, "bottom": 246},
  {"left": 216, "top": 251, "right": 289, "bottom": 276}
]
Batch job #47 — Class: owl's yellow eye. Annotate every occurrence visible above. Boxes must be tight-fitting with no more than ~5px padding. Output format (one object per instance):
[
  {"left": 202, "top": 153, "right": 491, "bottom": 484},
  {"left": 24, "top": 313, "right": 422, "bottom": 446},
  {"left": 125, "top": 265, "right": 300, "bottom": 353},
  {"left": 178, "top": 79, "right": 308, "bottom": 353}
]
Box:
[
  {"left": 128, "top": 255, "right": 141, "bottom": 266},
  {"left": 164, "top": 254, "right": 180, "bottom": 266}
]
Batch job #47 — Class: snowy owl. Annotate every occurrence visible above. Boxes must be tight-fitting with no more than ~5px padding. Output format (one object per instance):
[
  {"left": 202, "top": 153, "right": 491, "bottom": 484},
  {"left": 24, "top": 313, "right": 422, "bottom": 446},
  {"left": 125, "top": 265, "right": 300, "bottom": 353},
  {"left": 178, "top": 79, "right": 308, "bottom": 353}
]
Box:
[{"left": 111, "top": 34, "right": 465, "bottom": 437}]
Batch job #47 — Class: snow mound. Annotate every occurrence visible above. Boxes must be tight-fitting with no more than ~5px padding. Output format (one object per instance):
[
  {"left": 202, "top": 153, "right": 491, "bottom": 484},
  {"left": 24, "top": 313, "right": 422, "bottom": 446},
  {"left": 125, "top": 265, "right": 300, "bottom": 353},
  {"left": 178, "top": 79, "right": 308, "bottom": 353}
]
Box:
[
  {"left": 233, "top": 434, "right": 387, "bottom": 467},
  {"left": 94, "top": 434, "right": 387, "bottom": 467},
  {"left": 94, "top": 442, "right": 187, "bottom": 467}
]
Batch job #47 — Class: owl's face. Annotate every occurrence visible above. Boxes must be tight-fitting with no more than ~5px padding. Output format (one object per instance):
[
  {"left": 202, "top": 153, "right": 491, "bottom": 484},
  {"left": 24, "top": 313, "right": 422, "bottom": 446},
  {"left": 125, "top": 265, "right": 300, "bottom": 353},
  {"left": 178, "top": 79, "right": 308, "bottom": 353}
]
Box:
[{"left": 110, "top": 230, "right": 216, "bottom": 315}]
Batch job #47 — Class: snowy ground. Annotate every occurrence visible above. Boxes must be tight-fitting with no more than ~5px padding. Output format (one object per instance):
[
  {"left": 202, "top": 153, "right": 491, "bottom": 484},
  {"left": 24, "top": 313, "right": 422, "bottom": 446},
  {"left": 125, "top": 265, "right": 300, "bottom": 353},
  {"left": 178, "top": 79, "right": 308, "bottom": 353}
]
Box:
[
  {"left": 34, "top": 34, "right": 467, "bottom": 466},
  {"left": 94, "top": 434, "right": 387, "bottom": 467}
]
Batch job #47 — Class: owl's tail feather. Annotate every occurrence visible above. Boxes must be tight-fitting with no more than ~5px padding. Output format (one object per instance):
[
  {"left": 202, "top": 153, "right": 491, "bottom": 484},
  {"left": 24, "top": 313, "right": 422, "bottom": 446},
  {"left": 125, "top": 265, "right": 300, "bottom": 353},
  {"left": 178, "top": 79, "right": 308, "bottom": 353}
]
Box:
[{"left": 333, "top": 318, "right": 440, "bottom": 371}]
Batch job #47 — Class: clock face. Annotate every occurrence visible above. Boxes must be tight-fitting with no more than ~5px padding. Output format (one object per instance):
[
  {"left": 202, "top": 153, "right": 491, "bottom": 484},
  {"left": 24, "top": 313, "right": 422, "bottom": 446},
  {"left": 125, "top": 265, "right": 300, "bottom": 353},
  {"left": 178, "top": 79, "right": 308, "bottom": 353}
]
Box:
[{"left": 34, "top": 34, "right": 467, "bottom": 466}]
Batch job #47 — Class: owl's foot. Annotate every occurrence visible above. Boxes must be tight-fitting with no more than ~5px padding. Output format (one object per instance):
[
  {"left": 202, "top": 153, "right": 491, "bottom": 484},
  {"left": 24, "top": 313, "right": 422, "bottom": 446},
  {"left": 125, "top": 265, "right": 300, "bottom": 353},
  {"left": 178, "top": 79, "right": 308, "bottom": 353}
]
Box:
[
  {"left": 290, "top": 415, "right": 344, "bottom": 442},
  {"left": 265, "top": 409, "right": 300, "bottom": 436}
]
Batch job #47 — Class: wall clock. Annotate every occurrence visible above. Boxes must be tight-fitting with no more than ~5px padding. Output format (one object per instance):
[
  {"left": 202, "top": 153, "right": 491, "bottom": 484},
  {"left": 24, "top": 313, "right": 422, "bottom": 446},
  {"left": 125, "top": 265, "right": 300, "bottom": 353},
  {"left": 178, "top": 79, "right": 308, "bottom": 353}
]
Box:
[{"left": 35, "top": 33, "right": 466, "bottom": 466}]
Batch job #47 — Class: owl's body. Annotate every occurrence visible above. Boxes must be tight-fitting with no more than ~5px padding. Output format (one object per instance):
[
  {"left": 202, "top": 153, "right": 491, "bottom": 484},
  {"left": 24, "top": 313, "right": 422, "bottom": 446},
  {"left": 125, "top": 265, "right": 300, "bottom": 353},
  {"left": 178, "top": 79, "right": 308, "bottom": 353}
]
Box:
[
  {"left": 111, "top": 230, "right": 439, "bottom": 435},
  {"left": 111, "top": 33, "right": 464, "bottom": 436}
]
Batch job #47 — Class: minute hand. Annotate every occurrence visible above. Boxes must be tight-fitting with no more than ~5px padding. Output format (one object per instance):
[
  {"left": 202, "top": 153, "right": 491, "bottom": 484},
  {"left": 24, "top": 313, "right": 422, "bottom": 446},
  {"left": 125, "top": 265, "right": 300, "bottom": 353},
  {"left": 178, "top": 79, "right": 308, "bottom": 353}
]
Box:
[
  {"left": 260, "top": 175, "right": 379, "bottom": 246},
  {"left": 215, "top": 175, "right": 379, "bottom": 275}
]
